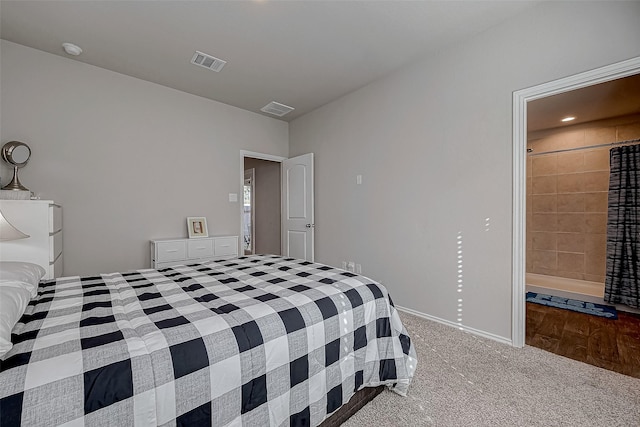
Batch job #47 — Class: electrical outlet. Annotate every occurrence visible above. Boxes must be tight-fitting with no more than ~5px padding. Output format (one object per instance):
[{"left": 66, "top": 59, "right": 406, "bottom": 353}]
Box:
[
  {"left": 356, "top": 264, "right": 362, "bottom": 274},
  {"left": 347, "top": 261, "right": 355, "bottom": 272},
  {"left": 341, "top": 261, "right": 348, "bottom": 270}
]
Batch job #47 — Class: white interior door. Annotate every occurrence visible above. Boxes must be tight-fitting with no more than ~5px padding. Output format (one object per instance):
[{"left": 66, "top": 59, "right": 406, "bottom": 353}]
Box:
[{"left": 281, "top": 153, "right": 314, "bottom": 261}]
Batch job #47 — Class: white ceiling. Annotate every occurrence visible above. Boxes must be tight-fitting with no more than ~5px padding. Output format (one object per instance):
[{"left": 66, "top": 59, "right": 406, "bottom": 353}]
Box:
[
  {"left": 4, "top": 1, "right": 636, "bottom": 128},
  {"left": 0, "top": 0, "right": 539, "bottom": 121}
]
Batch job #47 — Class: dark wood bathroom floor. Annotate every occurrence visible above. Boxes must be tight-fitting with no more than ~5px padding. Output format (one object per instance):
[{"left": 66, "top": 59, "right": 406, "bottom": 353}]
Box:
[{"left": 526, "top": 302, "right": 640, "bottom": 379}]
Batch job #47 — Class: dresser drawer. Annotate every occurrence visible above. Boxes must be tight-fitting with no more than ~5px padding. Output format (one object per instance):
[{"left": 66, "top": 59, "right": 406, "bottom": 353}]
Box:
[
  {"left": 155, "top": 241, "right": 187, "bottom": 262},
  {"left": 188, "top": 239, "right": 214, "bottom": 259},
  {"left": 51, "top": 253, "right": 63, "bottom": 279},
  {"left": 0, "top": 200, "right": 62, "bottom": 280},
  {"left": 49, "top": 204, "right": 62, "bottom": 233},
  {"left": 49, "top": 231, "right": 63, "bottom": 263},
  {"left": 151, "top": 236, "right": 238, "bottom": 269},
  {"left": 214, "top": 236, "right": 238, "bottom": 257}
]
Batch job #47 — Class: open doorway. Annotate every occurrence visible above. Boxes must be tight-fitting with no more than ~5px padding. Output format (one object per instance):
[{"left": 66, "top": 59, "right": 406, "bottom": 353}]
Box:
[
  {"left": 240, "top": 150, "right": 315, "bottom": 261},
  {"left": 525, "top": 74, "right": 640, "bottom": 304},
  {"left": 241, "top": 151, "right": 285, "bottom": 256},
  {"left": 521, "top": 73, "right": 640, "bottom": 378},
  {"left": 512, "top": 56, "right": 640, "bottom": 348}
]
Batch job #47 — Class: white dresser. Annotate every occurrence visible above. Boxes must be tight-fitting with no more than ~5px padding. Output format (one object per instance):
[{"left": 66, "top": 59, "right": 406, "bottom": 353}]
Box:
[
  {"left": 0, "top": 200, "right": 63, "bottom": 279},
  {"left": 150, "top": 236, "right": 238, "bottom": 269}
]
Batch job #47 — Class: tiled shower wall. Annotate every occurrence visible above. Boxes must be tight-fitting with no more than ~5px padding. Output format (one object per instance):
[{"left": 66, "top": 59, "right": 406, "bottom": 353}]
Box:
[{"left": 526, "top": 115, "right": 640, "bottom": 284}]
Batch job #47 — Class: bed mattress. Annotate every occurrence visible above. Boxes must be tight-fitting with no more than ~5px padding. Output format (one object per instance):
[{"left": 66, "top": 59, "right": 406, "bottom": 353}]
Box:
[{"left": 0, "top": 255, "right": 416, "bottom": 426}]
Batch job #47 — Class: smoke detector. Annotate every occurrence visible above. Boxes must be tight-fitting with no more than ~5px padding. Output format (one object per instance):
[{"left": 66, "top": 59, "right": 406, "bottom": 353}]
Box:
[
  {"left": 62, "top": 43, "right": 82, "bottom": 56},
  {"left": 191, "top": 51, "right": 226, "bottom": 72},
  {"left": 260, "top": 101, "right": 295, "bottom": 117}
]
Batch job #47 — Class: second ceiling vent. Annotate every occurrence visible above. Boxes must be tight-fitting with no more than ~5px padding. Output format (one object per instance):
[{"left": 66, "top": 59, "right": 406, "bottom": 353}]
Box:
[
  {"left": 261, "top": 101, "right": 295, "bottom": 117},
  {"left": 191, "top": 51, "right": 226, "bottom": 72}
]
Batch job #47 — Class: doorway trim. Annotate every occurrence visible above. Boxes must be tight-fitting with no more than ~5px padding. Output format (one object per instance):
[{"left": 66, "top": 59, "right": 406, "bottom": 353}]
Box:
[
  {"left": 239, "top": 150, "right": 287, "bottom": 256},
  {"left": 512, "top": 56, "right": 640, "bottom": 347}
]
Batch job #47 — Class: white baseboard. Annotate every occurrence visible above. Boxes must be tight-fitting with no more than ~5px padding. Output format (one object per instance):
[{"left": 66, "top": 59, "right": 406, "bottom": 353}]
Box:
[{"left": 396, "top": 305, "right": 513, "bottom": 347}]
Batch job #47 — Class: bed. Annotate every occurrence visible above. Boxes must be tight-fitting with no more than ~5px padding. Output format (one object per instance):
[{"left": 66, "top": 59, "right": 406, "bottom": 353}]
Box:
[{"left": 0, "top": 255, "right": 416, "bottom": 426}]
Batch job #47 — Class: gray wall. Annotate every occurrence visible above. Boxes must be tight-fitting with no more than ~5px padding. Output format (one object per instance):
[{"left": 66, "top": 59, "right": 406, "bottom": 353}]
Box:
[
  {"left": 0, "top": 41, "right": 288, "bottom": 276},
  {"left": 2, "top": 1, "right": 639, "bottom": 342},
  {"left": 244, "top": 158, "right": 281, "bottom": 255},
  {"left": 289, "top": 1, "right": 640, "bottom": 341}
]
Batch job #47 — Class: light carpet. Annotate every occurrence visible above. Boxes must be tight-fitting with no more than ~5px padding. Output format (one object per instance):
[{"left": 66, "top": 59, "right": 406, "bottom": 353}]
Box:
[{"left": 343, "top": 312, "right": 640, "bottom": 426}]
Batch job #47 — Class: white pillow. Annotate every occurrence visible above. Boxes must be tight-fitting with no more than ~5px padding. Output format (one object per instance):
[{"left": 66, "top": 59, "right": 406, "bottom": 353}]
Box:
[
  {"left": 0, "top": 284, "right": 32, "bottom": 357},
  {"left": 0, "top": 261, "right": 47, "bottom": 298}
]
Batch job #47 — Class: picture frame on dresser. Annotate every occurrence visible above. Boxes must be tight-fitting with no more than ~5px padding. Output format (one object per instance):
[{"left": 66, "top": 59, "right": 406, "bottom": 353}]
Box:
[{"left": 187, "top": 216, "right": 208, "bottom": 238}]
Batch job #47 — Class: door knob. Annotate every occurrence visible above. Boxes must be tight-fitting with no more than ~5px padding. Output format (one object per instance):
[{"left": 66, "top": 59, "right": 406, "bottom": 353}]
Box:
[{"left": 305, "top": 224, "right": 315, "bottom": 228}]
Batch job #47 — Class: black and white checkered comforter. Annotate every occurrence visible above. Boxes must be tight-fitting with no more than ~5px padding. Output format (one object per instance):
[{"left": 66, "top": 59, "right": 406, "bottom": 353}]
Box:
[{"left": 0, "top": 255, "right": 416, "bottom": 426}]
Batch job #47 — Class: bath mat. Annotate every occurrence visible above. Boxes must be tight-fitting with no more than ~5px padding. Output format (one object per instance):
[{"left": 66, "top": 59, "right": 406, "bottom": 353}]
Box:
[{"left": 526, "top": 292, "right": 618, "bottom": 319}]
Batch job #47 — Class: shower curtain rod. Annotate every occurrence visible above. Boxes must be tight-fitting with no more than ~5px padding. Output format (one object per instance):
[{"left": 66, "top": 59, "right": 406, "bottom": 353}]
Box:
[{"left": 527, "top": 137, "right": 640, "bottom": 156}]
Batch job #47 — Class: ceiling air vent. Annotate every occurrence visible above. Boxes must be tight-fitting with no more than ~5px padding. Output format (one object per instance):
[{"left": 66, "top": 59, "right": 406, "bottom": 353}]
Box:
[
  {"left": 261, "top": 101, "right": 295, "bottom": 117},
  {"left": 191, "top": 51, "right": 226, "bottom": 72}
]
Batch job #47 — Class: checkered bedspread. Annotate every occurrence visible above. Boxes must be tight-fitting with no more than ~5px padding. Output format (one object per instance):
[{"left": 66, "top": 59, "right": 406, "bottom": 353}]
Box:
[{"left": 0, "top": 255, "right": 416, "bottom": 426}]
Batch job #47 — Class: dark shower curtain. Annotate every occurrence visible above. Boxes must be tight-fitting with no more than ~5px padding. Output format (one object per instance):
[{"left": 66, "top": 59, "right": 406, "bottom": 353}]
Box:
[{"left": 604, "top": 144, "right": 640, "bottom": 308}]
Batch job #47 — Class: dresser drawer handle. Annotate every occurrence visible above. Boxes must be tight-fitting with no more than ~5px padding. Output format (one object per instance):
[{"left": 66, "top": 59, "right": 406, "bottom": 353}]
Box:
[
  {"left": 166, "top": 249, "right": 178, "bottom": 253},
  {"left": 220, "top": 244, "right": 230, "bottom": 247},
  {"left": 195, "top": 247, "right": 206, "bottom": 250}
]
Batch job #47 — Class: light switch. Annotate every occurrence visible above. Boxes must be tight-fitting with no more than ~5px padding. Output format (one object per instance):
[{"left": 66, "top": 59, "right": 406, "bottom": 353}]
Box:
[
  {"left": 356, "top": 175, "right": 362, "bottom": 185},
  {"left": 229, "top": 193, "right": 238, "bottom": 202}
]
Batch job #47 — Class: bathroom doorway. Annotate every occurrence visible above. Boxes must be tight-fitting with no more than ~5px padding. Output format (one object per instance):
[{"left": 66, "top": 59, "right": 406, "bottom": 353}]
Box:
[
  {"left": 525, "top": 74, "right": 640, "bottom": 303},
  {"left": 514, "top": 58, "right": 640, "bottom": 377},
  {"left": 512, "top": 56, "right": 640, "bottom": 348}
]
